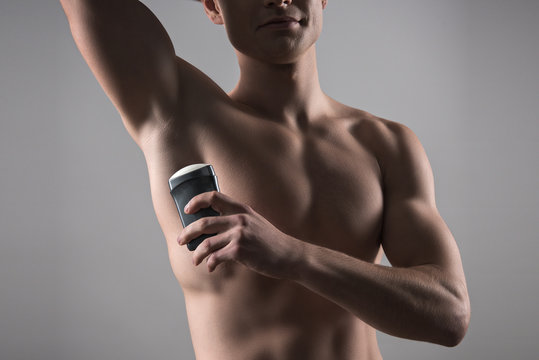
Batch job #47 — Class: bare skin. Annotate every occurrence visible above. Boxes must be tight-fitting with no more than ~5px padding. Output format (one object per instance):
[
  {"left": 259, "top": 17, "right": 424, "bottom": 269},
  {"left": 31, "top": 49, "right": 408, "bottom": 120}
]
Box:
[{"left": 60, "top": 0, "right": 470, "bottom": 359}]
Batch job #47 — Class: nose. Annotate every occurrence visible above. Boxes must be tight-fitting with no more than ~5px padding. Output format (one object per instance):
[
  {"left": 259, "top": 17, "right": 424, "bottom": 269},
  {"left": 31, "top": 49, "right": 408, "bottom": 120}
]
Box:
[{"left": 264, "top": 0, "right": 292, "bottom": 8}]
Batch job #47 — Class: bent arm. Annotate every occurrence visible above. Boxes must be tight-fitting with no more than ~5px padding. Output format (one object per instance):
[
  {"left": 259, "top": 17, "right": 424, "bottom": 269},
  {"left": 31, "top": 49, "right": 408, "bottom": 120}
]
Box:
[
  {"left": 294, "top": 213, "right": 469, "bottom": 347},
  {"left": 292, "top": 121, "right": 470, "bottom": 347}
]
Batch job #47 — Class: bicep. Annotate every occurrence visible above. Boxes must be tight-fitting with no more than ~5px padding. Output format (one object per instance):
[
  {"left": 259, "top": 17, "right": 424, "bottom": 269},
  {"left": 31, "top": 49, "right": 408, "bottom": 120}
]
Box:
[
  {"left": 381, "top": 198, "right": 462, "bottom": 276},
  {"left": 379, "top": 121, "right": 464, "bottom": 277},
  {"left": 60, "top": 0, "right": 180, "bottom": 137}
]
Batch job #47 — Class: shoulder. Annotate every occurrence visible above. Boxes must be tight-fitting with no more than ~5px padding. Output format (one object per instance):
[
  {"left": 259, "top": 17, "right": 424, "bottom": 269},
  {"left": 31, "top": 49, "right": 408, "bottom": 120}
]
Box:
[
  {"left": 345, "top": 109, "right": 422, "bottom": 162},
  {"left": 345, "top": 109, "right": 433, "bottom": 200},
  {"left": 374, "top": 117, "right": 425, "bottom": 169},
  {"left": 324, "top": 98, "right": 428, "bottom": 179}
]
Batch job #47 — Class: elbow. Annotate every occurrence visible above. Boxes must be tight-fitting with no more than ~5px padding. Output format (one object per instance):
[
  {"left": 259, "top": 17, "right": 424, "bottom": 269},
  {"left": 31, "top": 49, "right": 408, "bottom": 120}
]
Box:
[
  {"left": 442, "top": 320, "right": 469, "bottom": 348},
  {"left": 440, "top": 295, "right": 471, "bottom": 347}
]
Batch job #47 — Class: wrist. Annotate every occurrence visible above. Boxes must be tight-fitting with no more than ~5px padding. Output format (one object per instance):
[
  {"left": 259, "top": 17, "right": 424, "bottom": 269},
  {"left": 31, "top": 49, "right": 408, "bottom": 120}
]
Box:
[{"left": 287, "top": 237, "right": 315, "bottom": 283}]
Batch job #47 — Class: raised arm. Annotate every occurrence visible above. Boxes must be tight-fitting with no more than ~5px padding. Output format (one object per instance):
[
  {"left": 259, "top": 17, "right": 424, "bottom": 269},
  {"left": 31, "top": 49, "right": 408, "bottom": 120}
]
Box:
[{"left": 59, "top": 0, "right": 219, "bottom": 146}]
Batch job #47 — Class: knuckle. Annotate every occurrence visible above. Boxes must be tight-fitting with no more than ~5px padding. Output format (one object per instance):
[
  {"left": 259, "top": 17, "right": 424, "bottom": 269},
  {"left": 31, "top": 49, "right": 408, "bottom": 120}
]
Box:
[
  {"left": 236, "top": 213, "right": 248, "bottom": 226},
  {"left": 234, "top": 226, "right": 244, "bottom": 239},
  {"left": 232, "top": 228, "right": 246, "bottom": 248},
  {"left": 209, "top": 192, "right": 222, "bottom": 213},
  {"left": 202, "top": 239, "right": 212, "bottom": 252},
  {"left": 230, "top": 242, "right": 242, "bottom": 258},
  {"left": 199, "top": 217, "right": 210, "bottom": 227}
]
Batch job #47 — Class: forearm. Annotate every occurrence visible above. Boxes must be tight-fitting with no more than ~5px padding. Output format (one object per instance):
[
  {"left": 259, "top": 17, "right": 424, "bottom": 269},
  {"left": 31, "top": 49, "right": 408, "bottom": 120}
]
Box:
[{"left": 291, "top": 241, "right": 469, "bottom": 347}]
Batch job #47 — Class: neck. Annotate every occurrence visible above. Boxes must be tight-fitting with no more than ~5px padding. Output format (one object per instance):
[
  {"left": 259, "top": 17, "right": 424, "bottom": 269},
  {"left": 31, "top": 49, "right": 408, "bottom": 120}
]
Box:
[{"left": 229, "top": 46, "right": 329, "bottom": 131}]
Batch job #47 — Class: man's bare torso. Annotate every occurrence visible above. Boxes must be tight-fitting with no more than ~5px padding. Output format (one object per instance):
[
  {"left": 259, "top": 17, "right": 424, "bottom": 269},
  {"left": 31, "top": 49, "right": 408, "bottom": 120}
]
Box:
[
  {"left": 139, "top": 85, "right": 386, "bottom": 359},
  {"left": 59, "top": 0, "right": 470, "bottom": 355}
]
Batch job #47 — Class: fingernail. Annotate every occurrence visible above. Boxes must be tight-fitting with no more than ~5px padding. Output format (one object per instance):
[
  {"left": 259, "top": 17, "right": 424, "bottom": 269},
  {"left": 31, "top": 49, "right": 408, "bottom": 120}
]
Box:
[{"left": 184, "top": 203, "right": 190, "bottom": 213}]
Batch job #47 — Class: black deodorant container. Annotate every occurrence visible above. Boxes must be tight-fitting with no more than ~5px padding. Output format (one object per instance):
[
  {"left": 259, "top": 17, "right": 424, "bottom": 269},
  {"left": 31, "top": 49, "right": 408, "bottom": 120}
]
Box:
[{"left": 168, "top": 164, "right": 220, "bottom": 251}]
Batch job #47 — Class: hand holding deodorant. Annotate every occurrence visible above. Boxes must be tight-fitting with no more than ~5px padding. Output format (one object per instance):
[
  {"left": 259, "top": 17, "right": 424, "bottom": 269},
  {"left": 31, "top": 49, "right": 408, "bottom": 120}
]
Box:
[{"left": 168, "top": 164, "right": 220, "bottom": 251}]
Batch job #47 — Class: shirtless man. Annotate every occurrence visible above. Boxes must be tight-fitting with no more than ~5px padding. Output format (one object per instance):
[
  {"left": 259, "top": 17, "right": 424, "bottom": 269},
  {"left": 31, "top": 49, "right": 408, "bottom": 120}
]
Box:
[{"left": 59, "top": 0, "right": 470, "bottom": 358}]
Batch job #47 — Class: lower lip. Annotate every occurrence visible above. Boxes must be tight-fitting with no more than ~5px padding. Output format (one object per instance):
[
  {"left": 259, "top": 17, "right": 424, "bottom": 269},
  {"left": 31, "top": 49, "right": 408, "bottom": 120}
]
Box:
[{"left": 260, "top": 20, "right": 300, "bottom": 30}]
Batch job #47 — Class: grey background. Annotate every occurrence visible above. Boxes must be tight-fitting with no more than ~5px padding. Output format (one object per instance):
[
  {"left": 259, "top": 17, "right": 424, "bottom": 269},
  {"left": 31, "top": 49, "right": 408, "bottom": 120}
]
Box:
[{"left": 1, "top": 0, "right": 538, "bottom": 359}]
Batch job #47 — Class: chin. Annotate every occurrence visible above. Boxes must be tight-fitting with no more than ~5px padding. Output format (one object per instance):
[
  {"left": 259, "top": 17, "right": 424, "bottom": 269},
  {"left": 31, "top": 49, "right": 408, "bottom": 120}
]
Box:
[
  {"left": 250, "top": 39, "right": 316, "bottom": 64},
  {"left": 229, "top": 27, "right": 319, "bottom": 65}
]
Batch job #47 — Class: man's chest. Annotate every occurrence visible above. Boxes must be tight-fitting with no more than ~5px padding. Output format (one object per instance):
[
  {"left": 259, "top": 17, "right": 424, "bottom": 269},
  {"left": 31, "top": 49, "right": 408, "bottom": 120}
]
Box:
[
  {"left": 144, "top": 111, "right": 385, "bottom": 290},
  {"left": 188, "top": 114, "right": 385, "bottom": 260}
]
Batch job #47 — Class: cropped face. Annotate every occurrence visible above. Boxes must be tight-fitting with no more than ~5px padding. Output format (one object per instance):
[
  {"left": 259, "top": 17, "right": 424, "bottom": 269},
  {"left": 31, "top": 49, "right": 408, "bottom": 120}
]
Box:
[{"left": 202, "top": 0, "right": 328, "bottom": 64}]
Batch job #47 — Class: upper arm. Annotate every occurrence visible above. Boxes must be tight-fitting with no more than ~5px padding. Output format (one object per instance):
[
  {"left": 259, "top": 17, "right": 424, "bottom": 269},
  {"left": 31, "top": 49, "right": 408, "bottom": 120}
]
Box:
[
  {"left": 59, "top": 0, "right": 182, "bottom": 141},
  {"left": 378, "top": 120, "right": 465, "bottom": 281}
]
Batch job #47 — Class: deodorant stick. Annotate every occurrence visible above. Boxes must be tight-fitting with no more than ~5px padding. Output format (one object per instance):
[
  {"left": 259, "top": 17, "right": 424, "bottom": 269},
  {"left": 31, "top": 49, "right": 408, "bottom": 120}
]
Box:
[{"left": 168, "top": 164, "right": 220, "bottom": 251}]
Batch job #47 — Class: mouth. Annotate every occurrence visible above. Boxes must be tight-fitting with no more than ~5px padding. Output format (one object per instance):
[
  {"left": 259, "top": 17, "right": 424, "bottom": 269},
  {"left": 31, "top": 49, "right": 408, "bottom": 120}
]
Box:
[{"left": 258, "top": 16, "right": 302, "bottom": 30}]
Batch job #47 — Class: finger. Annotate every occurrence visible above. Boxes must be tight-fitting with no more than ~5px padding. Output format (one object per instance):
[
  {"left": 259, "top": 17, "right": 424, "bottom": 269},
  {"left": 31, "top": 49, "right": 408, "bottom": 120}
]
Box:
[
  {"left": 184, "top": 191, "right": 248, "bottom": 216},
  {"left": 178, "top": 214, "right": 237, "bottom": 246},
  {"left": 206, "top": 240, "right": 240, "bottom": 272},
  {"left": 192, "top": 228, "right": 236, "bottom": 266}
]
